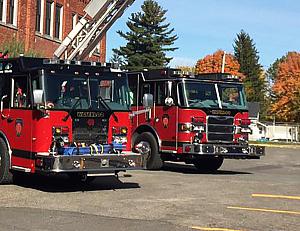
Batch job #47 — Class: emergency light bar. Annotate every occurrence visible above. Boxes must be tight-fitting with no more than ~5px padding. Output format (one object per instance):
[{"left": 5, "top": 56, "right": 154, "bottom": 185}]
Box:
[
  {"left": 195, "top": 73, "right": 241, "bottom": 82},
  {"left": 170, "top": 70, "right": 192, "bottom": 77},
  {"left": 43, "top": 58, "right": 119, "bottom": 69},
  {"left": 140, "top": 68, "right": 196, "bottom": 80}
]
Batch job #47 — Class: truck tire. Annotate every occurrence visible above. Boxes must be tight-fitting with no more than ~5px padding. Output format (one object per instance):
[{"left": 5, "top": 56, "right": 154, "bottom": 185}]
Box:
[
  {"left": 193, "top": 157, "right": 224, "bottom": 173},
  {"left": 134, "top": 132, "right": 163, "bottom": 170},
  {"left": 0, "top": 139, "right": 13, "bottom": 184}
]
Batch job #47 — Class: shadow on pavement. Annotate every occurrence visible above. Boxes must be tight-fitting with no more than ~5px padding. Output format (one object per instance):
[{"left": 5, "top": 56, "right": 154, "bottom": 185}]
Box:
[
  {"left": 13, "top": 174, "right": 140, "bottom": 193},
  {"left": 162, "top": 162, "right": 252, "bottom": 175}
]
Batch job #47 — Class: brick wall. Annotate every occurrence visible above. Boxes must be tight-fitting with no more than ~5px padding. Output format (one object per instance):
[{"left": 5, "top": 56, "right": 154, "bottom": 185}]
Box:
[{"left": 0, "top": 0, "right": 106, "bottom": 62}]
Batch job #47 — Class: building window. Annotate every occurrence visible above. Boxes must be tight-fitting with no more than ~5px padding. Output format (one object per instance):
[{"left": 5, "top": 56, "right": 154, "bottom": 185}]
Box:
[
  {"left": 0, "top": 0, "right": 3, "bottom": 22},
  {"left": 8, "top": 0, "right": 13, "bottom": 24},
  {"left": 36, "top": 0, "right": 41, "bottom": 32},
  {"left": 45, "top": 0, "right": 53, "bottom": 36},
  {"left": 8, "top": 0, "right": 17, "bottom": 25},
  {"left": 54, "top": 4, "right": 62, "bottom": 39}
]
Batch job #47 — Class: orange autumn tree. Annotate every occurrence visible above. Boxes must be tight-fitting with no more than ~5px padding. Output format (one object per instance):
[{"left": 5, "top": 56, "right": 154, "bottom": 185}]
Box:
[
  {"left": 195, "top": 50, "right": 244, "bottom": 80},
  {"left": 271, "top": 52, "right": 300, "bottom": 122}
]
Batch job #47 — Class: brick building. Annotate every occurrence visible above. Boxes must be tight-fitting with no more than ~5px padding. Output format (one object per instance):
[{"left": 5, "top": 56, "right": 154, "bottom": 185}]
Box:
[{"left": 0, "top": 0, "right": 106, "bottom": 62}]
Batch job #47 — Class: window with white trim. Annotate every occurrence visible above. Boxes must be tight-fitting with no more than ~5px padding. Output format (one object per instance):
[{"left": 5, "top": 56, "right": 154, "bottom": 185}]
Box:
[
  {"left": 8, "top": 0, "right": 13, "bottom": 24},
  {"left": 0, "top": 0, "right": 7, "bottom": 23},
  {"left": 8, "top": 0, "right": 17, "bottom": 26},
  {"left": 36, "top": 0, "right": 41, "bottom": 32},
  {"left": 45, "top": 0, "right": 53, "bottom": 36},
  {"left": 0, "top": 0, "right": 3, "bottom": 22},
  {"left": 54, "top": 4, "right": 63, "bottom": 39}
]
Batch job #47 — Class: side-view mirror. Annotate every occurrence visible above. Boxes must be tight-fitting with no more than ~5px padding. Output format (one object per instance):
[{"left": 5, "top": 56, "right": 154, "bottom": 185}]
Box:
[
  {"left": 165, "top": 81, "right": 174, "bottom": 106},
  {"left": 33, "top": 89, "right": 44, "bottom": 105},
  {"left": 143, "top": 93, "right": 154, "bottom": 108},
  {"left": 1, "top": 95, "right": 8, "bottom": 119},
  {"left": 165, "top": 97, "right": 174, "bottom": 106}
]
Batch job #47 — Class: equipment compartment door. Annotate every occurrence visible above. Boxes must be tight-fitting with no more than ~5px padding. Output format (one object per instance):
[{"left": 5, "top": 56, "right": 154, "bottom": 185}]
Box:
[
  {"left": 4, "top": 76, "right": 33, "bottom": 172},
  {"left": 154, "top": 82, "right": 178, "bottom": 152}
]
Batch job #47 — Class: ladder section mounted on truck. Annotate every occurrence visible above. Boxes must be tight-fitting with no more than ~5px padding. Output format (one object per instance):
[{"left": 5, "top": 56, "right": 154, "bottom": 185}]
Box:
[{"left": 54, "top": 0, "right": 134, "bottom": 60}]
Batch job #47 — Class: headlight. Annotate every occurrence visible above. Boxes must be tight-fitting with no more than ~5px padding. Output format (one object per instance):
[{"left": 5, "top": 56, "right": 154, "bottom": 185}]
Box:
[
  {"left": 112, "top": 126, "right": 128, "bottom": 136},
  {"left": 179, "top": 123, "right": 193, "bottom": 132},
  {"left": 53, "top": 126, "right": 69, "bottom": 136},
  {"left": 240, "top": 127, "right": 252, "bottom": 134},
  {"left": 120, "top": 127, "right": 128, "bottom": 135},
  {"left": 112, "top": 126, "right": 128, "bottom": 144},
  {"left": 113, "top": 136, "right": 127, "bottom": 144},
  {"left": 179, "top": 123, "right": 205, "bottom": 132},
  {"left": 236, "top": 126, "right": 252, "bottom": 134},
  {"left": 236, "top": 118, "right": 251, "bottom": 126},
  {"left": 52, "top": 126, "right": 70, "bottom": 147},
  {"left": 193, "top": 125, "right": 205, "bottom": 132}
]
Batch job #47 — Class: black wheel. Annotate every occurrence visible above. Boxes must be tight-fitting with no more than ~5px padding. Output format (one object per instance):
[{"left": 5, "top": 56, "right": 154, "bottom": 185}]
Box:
[
  {"left": 0, "top": 139, "right": 13, "bottom": 184},
  {"left": 193, "top": 157, "right": 224, "bottom": 173},
  {"left": 134, "top": 132, "right": 163, "bottom": 170}
]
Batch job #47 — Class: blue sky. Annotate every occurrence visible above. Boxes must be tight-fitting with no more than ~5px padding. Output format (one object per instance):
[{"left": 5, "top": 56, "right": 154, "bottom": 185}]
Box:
[{"left": 106, "top": 0, "right": 300, "bottom": 69}]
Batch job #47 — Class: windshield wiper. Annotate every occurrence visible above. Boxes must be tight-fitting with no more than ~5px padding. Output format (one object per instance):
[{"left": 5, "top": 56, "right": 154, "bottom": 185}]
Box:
[
  {"left": 97, "top": 96, "right": 118, "bottom": 122},
  {"left": 62, "top": 97, "right": 81, "bottom": 122}
]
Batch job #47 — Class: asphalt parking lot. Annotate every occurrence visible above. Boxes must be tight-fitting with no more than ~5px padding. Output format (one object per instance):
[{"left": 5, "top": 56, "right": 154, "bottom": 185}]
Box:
[{"left": 0, "top": 147, "right": 299, "bottom": 231}]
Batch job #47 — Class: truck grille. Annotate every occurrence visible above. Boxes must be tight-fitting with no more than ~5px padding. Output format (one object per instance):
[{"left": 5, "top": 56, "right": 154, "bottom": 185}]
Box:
[
  {"left": 207, "top": 116, "right": 234, "bottom": 143},
  {"left": 72, "top": 118, "right": 108, "bottom": 145},
  {"left": 73, "top": 128, "right": 107, "bottom": 144}
]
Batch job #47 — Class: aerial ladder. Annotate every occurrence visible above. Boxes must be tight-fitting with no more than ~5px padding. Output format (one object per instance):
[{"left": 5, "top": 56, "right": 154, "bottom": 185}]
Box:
[{"left": 54, "top": 0, "right": 135, "bottom": 60}]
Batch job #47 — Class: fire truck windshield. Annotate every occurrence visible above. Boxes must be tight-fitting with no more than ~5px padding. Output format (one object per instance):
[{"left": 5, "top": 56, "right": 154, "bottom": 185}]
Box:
[
  {"left": 42, "top": 73, "right": 131, "bottom": 111},
  {"left": 178, "top": 82, "right": 247, "bottom": 110}
]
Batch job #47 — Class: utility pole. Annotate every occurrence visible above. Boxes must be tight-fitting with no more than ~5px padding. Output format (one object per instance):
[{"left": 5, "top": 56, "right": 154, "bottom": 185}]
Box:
[{"left": 221, "top": 51, "right": 226, "bottom": 73}]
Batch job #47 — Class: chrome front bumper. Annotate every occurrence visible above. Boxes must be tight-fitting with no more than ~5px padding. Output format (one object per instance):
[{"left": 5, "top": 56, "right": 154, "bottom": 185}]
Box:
[
  {"left": 35, "top": 152, "right": 146, "bottom": 173},
  {"left": 182, "top": 144, "right": 265, "bottom": 159}
]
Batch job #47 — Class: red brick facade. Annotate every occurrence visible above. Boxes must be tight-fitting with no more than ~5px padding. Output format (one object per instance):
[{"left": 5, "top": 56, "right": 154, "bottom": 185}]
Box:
[{"left": 0, "top": 0, "right": 106, "bottom": 62}]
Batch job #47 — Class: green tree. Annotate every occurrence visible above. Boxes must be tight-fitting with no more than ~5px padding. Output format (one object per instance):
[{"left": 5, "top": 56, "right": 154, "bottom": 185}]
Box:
[
  {"left": 266, "top": 55, "right": 287, "bottom": 85},
  {"left": 233, "top": 30, "right": 265, "bottom": 103},
  {"left": 0, "top": 38, "right": 42, "bottom": 58},
  {"left": 261, "top": 55, "right": 287, "bottom": 121},
  {"left": 109, "top": 51, "right": 125, "bottom": 68},
  {"left": 113, "top": 0, "right": 178, "bottom": 71}
]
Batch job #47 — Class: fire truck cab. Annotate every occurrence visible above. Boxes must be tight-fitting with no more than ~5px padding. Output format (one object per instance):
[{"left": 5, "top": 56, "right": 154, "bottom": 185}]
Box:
[
  {"left": 128, "top": 69, "right": 265, "bottom": 171},
  {"left": 0, "top": 57, "right": 145, "bottom": 184}
]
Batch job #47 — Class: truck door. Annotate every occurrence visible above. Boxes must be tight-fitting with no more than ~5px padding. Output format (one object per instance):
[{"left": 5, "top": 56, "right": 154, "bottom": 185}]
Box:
[
  {"left": 4, "top": 75, "right": 33, "bottom": 172},
  {"left": 154, "top": 81, "right": 177, "bottom": 152}
]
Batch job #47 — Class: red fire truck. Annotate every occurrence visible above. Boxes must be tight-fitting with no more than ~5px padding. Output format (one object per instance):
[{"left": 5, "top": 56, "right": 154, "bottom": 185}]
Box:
[
  {"left": 128, "top": 69, "right": 265, "bottom": 171},
  {"left": 0, "top": 56, "right": 145, "bottom": 184},
  {"left": 0, "top": 0, "right": 143, "bottom": 184}
]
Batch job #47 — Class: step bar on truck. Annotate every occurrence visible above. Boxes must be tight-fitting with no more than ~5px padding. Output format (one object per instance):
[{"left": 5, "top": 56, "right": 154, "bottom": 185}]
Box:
[
  {"left": 35, "top": 152, "right": 145, "bottom": 173},
  {"left": 34, "top": 142, "right": 150, "bottom": 174},
  {"left": 182, "top": 143, "right": 265, "bottom": 159}
]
